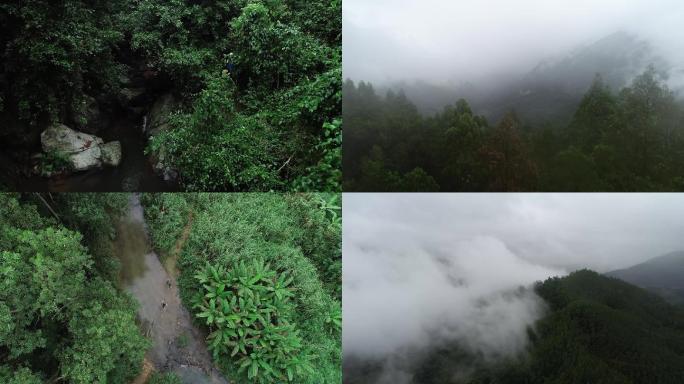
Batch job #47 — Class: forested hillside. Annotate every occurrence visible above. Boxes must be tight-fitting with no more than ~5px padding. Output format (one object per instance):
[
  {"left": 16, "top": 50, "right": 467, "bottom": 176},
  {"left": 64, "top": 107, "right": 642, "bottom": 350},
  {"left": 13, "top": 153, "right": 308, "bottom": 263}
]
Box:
[
  {"left": 0, "top": 1, "right": 341, "bottom": 191},
  {"left": 344, "top": 270, "right": 684, "bottom": 384},
  {"left": 141, "top": 193, "right": 341, "bottom": 383},
  {"left": 344, "top": 68, "right": 684, "bottom": 191},
  {"left": 466, "top": 270, "right": 684, "bottom": 383}
]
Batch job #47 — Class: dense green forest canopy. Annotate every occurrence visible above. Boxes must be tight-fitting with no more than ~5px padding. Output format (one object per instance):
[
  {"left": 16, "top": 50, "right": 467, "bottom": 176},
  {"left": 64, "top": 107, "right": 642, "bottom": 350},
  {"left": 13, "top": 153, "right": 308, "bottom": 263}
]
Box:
[
  {"left": 345, "top": 270, "right": 684, "bottom": 384},
  {"left": 0, "top": 0, "right": 341, "bottom": 191},
  {"left": 344, "top": 68, "right": 684, "bottom": 191},
  {"left": 1, "top": 192, "right": 340, "bottom": 383},
  {"left": 141, "top": 193, "right": 341, "bottom": 383},
  {"left": 466, "top": 270, "right": 684, "bottom": 383},
  {"left": 0, "top": 193, "right": 148, "bottom": 383}
]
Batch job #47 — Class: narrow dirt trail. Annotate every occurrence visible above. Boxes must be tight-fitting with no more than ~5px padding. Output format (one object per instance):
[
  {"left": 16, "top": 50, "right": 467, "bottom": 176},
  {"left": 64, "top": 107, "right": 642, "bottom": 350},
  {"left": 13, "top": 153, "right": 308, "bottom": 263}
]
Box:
[
  {"left": 162, "top": 211, "right": 193, "bottom": 279},
  {"left": 113, "top": 195, "right": 228, "bottom": 384}
]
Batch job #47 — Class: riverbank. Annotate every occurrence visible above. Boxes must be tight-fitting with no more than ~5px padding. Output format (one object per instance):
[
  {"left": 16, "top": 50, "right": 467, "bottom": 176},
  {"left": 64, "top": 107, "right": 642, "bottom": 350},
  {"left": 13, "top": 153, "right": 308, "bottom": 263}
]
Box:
[{"left": 113, "top": 195, "right": 227, "bottom": 384}]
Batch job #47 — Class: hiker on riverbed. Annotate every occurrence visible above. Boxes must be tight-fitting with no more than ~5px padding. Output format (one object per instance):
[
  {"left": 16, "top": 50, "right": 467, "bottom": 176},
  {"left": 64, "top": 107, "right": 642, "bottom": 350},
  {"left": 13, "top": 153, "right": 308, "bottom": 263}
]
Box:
[
  {"left": 161, "top": 300, "right": 166, "bottom": 311},
  {"left": 166, "top": 279, "right": 171, "bottom": 288}
]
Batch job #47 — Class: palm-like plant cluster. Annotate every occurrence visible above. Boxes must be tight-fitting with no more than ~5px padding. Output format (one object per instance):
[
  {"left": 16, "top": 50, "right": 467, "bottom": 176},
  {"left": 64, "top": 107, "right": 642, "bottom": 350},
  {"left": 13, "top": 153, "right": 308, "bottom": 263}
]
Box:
[{"left": 193, "top": 260, "right": 313, "bottom": 383}]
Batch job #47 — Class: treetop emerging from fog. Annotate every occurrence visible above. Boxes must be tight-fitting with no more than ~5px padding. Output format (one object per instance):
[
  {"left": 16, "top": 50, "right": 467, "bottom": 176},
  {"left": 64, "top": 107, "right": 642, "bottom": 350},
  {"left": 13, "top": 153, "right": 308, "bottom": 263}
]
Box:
[{"left": 343, "top": 0, "right": 684, "bottom": 84}]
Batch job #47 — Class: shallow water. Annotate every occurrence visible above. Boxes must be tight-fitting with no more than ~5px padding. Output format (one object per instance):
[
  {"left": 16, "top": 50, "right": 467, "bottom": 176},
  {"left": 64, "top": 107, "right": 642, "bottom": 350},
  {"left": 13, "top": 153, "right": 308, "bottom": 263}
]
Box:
[
  {"left": 7, "top": 117, "right": 178, "bottom": 192},
  {"left": 113, "top": 195, "right": 228, "bottom": 383}
]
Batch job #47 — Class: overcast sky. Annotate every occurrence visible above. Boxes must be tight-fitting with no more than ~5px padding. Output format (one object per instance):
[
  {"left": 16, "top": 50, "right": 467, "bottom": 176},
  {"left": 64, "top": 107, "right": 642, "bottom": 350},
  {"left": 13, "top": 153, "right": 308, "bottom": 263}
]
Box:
[
  {"left": 343, "top": 193, "right": 684, "bottom": 379},
  {"left": 343, "top": 0, "right": 684, "bottom": 84}
]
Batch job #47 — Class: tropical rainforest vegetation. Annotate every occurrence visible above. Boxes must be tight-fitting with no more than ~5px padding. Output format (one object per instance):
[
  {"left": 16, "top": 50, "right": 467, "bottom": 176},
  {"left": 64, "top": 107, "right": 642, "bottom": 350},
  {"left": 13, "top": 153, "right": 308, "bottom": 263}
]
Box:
[
  {"left": 1, "top": 192, "right": 340, "bottom": 383},
  {"left": 141, "top": 193, "right": 341, "bottom": 383},
  {"left": 344, "top": 68, "right": 684, "bottom": 191},
  {"left": 0, "top": 0, "right": 341, "bottom": 191},
  {"left": 0, "top": 193, "right": 148, "bottom": 383}
]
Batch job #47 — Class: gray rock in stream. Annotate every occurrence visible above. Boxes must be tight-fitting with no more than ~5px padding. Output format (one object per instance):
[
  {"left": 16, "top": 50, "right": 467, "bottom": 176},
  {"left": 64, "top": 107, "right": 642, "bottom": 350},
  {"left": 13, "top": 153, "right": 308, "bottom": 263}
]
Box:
[
  {"left": 146, "top": 93, "right": 177, "bottom": 137},
  {"left": 146, "top": 93, "right": 180, "bottom": 182},
  {"left": 40, "top": 124, "right": 122, "bottom": 172}
]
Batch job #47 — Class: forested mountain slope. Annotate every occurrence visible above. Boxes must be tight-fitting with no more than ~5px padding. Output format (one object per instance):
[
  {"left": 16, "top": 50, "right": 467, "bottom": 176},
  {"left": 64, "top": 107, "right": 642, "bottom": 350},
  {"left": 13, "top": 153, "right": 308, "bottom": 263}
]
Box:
[
  {"left": 607, "top": 251, "right": 684, "bottom": 305},
  {"left": 344, "top": 67, "right": 684, "bottom": 192},
  {"left": 344, "top": 270, "right": 684, "bottom": 383}
]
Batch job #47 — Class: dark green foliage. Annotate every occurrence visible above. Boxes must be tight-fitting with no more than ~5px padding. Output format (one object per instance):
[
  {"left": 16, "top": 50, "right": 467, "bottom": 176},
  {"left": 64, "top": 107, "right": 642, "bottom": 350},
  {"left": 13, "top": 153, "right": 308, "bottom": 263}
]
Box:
[
  {"left": 149, "top": 75, "right": 283, "bottom": 191},
  {"left": 345, "top": 68, "right": 684, "bottom": 191},
  {"left": 466, "top": 270, "right": 684, "bottom": 384},
  {"left": 0, "top": 193, "right": 148, "bottom": 383},
  {"left": 293, "top": 119, "right": 342, "bottom": 192},
  {"left": 194, "top": 260, "right": 313, "bottom": 383},
  {"left": 48, "top": 193, "right": 129, "bottom": 282},
  {"left": 139, "top": 193, "right": 191, "bottom": 259},
  {"left": 0, "top": 1, "right": 126, "bottom": 126},
  {"left": 38, "top": 150, "right": 73, "bottom": 177},
  {"left": 141, "top": 193, "right": 341, "bottom": 383},
  {"left": 376, "top": 270, "right": 684, "bottom": 384},
  {"left": 2, "top": 0, "right": 341, "bottom": 192},
  {"left": 128, "top": 0, "right": 341, "bottom": 191}
]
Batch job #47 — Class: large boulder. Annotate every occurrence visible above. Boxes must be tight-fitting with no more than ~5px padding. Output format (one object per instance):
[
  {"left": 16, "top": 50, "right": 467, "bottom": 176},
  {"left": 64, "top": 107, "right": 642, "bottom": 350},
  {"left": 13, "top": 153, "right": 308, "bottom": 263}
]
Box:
[
  {"left": 146, "top": 93, "right": 177, "bottom": 137},
  {"left": 40, "top": 124, "right": 121, "bottom": 172},
  {"left": 101, "top": 141, "right": 122, "bottom": 166},
  {"left": 41, "top": 123, "right": 103, "bottom": 154}
]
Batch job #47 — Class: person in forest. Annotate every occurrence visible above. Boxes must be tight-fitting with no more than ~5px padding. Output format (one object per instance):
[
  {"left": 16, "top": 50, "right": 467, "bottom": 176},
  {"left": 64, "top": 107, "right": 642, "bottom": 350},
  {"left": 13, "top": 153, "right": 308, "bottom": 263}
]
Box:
[{"left": 225, "top": 52, "right": 236, "bottom": 74}]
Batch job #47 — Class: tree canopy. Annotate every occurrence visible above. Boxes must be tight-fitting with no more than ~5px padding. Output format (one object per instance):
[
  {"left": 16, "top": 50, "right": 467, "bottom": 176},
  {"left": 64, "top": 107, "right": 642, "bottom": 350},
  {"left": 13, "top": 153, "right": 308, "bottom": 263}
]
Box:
[
  {"left": 344, "top": 68, "right": 684, "bottom": 191},
  {"left": 0, "top": 193, "right": 148, "bottom": 383}
]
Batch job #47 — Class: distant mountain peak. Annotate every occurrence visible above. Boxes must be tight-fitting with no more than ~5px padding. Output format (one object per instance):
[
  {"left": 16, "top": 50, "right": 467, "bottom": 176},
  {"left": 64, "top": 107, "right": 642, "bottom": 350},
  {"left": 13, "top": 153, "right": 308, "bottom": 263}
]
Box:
[
  {"left": 527, "top": 31, "right": 665, "bottom": 93},
  {"left": 606, "top": 251, "right": 684, "bottom": 305}
]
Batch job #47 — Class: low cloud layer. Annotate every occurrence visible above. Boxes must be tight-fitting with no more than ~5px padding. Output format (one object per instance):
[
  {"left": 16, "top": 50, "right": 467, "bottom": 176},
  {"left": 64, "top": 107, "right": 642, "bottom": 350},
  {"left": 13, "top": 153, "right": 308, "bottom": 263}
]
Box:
[
  {"left": 343, "top": 193, "right": 684, "bottom": 380},
  {"left": 343, "top": 0, "right": 684, "bottom": 85}
]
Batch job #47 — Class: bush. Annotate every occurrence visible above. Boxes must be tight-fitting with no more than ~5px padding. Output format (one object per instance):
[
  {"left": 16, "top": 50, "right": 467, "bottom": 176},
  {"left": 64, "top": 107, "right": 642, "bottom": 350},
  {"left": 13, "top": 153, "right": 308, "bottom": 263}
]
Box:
[
  {"left": 39, "top": 150, "right": 73, "bottom": 177},
  {"left": 193, "top": 260, "right": 313, "bottom": 383},
  {"left": 149, "top": 75, "right": 284, "bottom": 191}
]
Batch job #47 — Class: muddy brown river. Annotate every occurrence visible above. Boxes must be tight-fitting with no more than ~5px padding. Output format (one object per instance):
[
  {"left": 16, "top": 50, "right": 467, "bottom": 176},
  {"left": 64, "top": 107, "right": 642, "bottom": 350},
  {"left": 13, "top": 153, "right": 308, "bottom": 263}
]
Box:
[{"left": 113, "top": 194, "right": 228, "bottom": 384}]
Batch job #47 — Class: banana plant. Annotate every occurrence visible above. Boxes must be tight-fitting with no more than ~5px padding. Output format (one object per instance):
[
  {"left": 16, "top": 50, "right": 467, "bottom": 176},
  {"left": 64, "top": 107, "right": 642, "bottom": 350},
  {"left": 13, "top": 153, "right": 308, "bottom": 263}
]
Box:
[{"left": 192, "top": 258, "right": 311, "bottom": 383}]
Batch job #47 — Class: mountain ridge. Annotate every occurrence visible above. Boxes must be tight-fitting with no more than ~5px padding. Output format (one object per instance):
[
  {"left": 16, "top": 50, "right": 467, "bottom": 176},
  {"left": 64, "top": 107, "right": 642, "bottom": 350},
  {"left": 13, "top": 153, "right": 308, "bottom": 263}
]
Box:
[{"left": 606, "top": 251, "right": 684, "bottom": 305}]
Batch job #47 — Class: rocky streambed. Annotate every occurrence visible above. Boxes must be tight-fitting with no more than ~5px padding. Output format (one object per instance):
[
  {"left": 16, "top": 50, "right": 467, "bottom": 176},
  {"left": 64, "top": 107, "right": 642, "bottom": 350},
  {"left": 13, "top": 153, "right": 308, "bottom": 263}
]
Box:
[{"left": 1, "top": 62, "right": 180, "bottom": 191}]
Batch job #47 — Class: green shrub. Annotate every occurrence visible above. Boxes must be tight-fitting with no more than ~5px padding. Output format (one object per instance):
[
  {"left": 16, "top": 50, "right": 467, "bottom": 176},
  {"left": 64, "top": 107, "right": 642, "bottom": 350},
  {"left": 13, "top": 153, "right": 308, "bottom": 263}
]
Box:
[
  {"left": 293, "top": 119, "right": 342, "bottom": 192},
  {"left": 193, "top": 260, "right": 313, "bottom": 383},
  {"left": 39, "top": 150, "right": 73, "bottom": 177},
  {"left": 148, "top": 75, "right": 284, "bottom": 191}
]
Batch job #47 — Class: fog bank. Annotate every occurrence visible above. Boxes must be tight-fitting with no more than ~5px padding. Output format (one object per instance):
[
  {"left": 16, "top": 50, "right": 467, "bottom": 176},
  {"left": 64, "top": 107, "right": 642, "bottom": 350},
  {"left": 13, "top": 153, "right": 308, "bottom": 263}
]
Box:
[
  {"left": 343, "top": 0, "right": 684, "bottom": 87},
  {"left": 343, "top": 193, "right": 684, "bottom": 381}
]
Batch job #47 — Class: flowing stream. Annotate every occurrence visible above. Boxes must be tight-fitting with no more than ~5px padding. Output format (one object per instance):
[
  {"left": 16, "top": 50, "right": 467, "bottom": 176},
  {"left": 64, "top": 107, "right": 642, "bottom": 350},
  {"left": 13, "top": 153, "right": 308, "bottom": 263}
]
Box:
[{"left": 112, "top": 195, "right": 228, "bottom": 384}]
